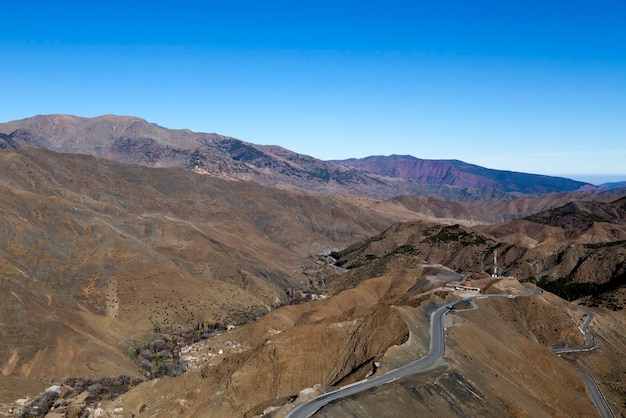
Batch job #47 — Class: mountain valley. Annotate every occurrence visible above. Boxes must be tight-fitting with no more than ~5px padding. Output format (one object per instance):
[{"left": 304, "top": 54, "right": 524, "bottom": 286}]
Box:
[{"left": 0, "top": 115, "right": 625, "bottom": 417}]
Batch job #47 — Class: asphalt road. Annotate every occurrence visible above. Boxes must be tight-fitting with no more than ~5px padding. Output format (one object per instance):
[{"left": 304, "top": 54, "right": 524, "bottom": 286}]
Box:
[
  {"left": 286, "top": 291, "right": 531, "bottom": 418},
  {"left": 549, "top": 305, "right": 613, "bottom": 417},
  {"left": 286, "top": 303, "right": 451, "bottom": 418},
  {"left": 578, "top": 370, "right": 614, "bottom": 418},
  {"left": 552, "top": 306, "right": 597, "bottom": 354},
  {"left": 286, "top": 286, "right": 612, "bottom": 418}
]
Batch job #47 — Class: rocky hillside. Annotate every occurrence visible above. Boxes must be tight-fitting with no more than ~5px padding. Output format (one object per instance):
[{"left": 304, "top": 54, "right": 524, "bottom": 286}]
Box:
[
  {"left": 312, "top": 279, "right": 626, "bottom": 418},
  {"left": 331, "top": 197, "right": 626, "bottom": 305},
  {"left": 27, "top": 268, "right": 610, "bottom": 417},
  {"left": 0, "top": 147, "right": 424, "bottom": 395},
  {"left": 2, "top": 147, "right": 624, "bottom": 415},
  {"left": 525, "top": 199, "right": 626, "bottom": 229},
  {"left": 390, "top": 191, "right": 624, "bottom": 224},
  {"left": 0, "top": 114, "right": 574, "bottom": 201},
  {"left": 332, "top": 154, "right": 593, "bottom": 194},
  {"left": 2, "top": 119, "right": 625, "bottom": 416}
]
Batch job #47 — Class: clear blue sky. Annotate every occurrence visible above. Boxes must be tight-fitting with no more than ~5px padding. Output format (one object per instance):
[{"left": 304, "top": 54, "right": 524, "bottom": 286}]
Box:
[{"left": 2, "top": 1, "right": 625, "bottom": 182}]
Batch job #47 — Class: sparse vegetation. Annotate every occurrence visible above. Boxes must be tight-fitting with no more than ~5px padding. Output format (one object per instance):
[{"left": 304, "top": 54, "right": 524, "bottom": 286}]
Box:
[
  {"left": 18, "top": 390, "right": 58, "bottom": 417},
  {"left": 536, "top": 278, "right": 602, "bottom": 302},
  {"left": 391, "top": 245, "right": 416, "bottom": 255},
  {"left": 425, "top": 225, "right": 469, "bottom": 243},
  {"left": 583, "top": 240, "right": 626, "bottom": 249},
  {"left": 16, "top": 375, "right": 143, "bottom": 417},
  {"left": 135, "top": 335, "right": 202, "bottom": 378},
  {"left": 536, "top": 273, "right": 626, "bottom": 309},
  {"left": 423, "top": 225, "right": 488, "bottom": 246}
]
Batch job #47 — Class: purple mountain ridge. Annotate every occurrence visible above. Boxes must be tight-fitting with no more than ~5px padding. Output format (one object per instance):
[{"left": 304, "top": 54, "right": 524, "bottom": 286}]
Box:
[
  {"left": 0, "top": 115, "right": 594, "bottom": 200},
  {"left": 330, "top": 154, "right": 595, "bottom": 195}
]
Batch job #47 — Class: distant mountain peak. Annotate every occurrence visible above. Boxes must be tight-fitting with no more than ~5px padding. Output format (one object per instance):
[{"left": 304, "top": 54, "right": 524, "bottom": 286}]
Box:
[
  {"left": 0, "top": 114, "right": 595, "bottom": 200},
  {"left": 330, "top": 154, "right": 594, "bottom": 195}
]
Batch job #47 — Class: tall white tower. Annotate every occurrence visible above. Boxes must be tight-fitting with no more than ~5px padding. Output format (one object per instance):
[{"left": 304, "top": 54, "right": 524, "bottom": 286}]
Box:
[{"left": 492, "top": 250, "right": 498, "bottom": 278}]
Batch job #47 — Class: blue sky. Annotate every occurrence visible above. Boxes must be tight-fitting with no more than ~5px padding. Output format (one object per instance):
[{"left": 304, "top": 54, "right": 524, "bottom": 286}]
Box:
[{"left": 2, "top": 1, "right": 625, "bottom": 182}]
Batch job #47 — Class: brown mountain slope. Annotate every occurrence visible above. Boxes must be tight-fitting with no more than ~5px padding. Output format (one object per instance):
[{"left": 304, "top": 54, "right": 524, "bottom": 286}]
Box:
[
  {"left": 0, "top": 114, "right": 528, "bottom": 200},
  {"left": 314, "top": 285, "right": 622, "bottom": 418},
  {"left": 525, "top": 198, "right": 626, "bottom": 228},
  {"left": 81, "top": 271, "right": 606, "bottom": 417},
  {"left": 391, "top": 192, "right": 623, "bottom": 224},
  {"left": 3, "top": 152, "right": 623, "bottom": 416},
  {"left": 111, "top": 270, "right": 420, "bottom": 417},
  {"left": 312, "top": 218, "right": 626, "bottom": 416},
  {"left": 0, "top": 147, "right": 422, "bottom": 390},
  {"left": 330, "top": 199, "right": 626, "bottom": 302},
  {"left": 104, "top": 196, "right": 625, "bottom": 417}
]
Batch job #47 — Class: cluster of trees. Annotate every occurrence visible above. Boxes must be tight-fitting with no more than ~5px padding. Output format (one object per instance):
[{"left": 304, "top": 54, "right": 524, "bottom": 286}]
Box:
[
  {"left": 137, "top": 339, "right": 187, "bottom": 378},
  {"left": 536, "top": 272, "right": 626, "bottom": 310},
  {"left": 180, "top": 321, "right": 229, "bottom": 342},
  {"left": 63, "top": 375, "right": 142, "bottom": 399},
  {"left": 17, "top": 375, "right": 143, "bottom": 417},
  {"left": 18, "top": 390, "right": 58, "bottom": 418},
  {"left": 536, "top": 278, "right": 602, "bottom": 302},
  {"left": 134, "top": 322, "right": 233, "bottom": 379}
]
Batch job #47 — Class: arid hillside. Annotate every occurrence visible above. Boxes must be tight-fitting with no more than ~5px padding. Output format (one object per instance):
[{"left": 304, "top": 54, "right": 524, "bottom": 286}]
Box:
[
  {"left": 0, "top": 147, "right": 423, "bottom": 395},
  {"left": 313, "top": 278, "right": 626, "bottom": 417},
  {"left": 2, "top": 144, "right": 625, "bottom": 416},
  {"left": 0, "top": 114, "right": 559, "bottom": 201},
  {"left": 331, "top": 197, "right": 626, "bottom": 306},
  {"left": 65, "top": 268, "right": 622, "bottom": 417},
  {"left": 390, "top": 191, "right": 623, "bottom": 224}
]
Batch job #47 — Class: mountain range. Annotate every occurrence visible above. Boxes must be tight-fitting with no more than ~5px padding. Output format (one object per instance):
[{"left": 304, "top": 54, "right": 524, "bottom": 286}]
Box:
[
  {"left": 0, "top": 114, "right": 625, "bottom": 416},
  {"left": 0, "top": 114, "right": 598, "bottom": 201},
  {"left": 0, "top": 147, "right": 419, "bottom": 382},
  {"left": 331, "top": 197, "right": 626, "bottom": 299}
]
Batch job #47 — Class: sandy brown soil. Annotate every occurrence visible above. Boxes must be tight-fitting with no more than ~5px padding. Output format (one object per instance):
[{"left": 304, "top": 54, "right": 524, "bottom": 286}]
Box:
[{"left": 308, "top": 282, "right": 602, "bottom": 418}]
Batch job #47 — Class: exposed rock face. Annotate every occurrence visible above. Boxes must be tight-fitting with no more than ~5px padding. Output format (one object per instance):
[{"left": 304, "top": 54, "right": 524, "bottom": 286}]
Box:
[{"left": 331, "top": 154, "right": 592, "bottom": 194}]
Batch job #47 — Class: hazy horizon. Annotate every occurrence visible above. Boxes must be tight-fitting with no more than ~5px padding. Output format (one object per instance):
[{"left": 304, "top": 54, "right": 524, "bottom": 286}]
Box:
[{"left": 563, "top": 174, "right": 626, "bottom": 186}]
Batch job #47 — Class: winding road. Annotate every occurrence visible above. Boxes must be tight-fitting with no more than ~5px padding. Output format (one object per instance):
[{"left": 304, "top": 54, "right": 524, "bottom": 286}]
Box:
[
  {"left": 287, "top": 289, "right": 539, "bottom": 418},
  {"left": 552, "top": 306, "right": 597, "bottom": 354},
  {"left": 578, "top": 370, "right": 614, "bottom": 418},
  {"left": 549, "top": 305, "right": 613, "bottom": 418},
  {"left": 286, "top": 286, "right": 613, "bottom": 418},
  {"left": 286, "top": 302, "right": 451, "bottom": 418}
]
